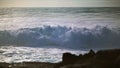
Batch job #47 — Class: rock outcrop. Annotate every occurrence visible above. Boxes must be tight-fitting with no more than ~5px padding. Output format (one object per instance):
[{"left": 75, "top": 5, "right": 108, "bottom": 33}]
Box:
[
  {"left": 58, "top": 49, "right": 120, "bottom": 68},
  {"left": 0, "top": 49, "right": 120, "bottom": 68}
]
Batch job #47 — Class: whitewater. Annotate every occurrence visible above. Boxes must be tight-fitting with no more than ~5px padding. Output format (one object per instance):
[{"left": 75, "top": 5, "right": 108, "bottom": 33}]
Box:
[
  {"left": 0, "top": 7, "right": 120, "bottom": 63},
  {"left": 0, "top": 46, "right": 87, "bottom": 63}
]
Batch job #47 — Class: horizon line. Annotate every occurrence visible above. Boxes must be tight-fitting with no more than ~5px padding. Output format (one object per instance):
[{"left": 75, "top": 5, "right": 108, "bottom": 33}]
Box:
[{"left": 0, "top": 6, "right": 120, "bottom": 8}]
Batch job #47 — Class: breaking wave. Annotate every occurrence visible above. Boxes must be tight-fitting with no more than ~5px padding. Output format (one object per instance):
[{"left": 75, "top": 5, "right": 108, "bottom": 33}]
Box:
[{"left": 0, "top": 25, "right": 120, "bottom": 50}]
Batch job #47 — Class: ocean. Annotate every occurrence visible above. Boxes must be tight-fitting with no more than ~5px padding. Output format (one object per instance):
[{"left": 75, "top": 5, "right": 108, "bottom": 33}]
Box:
[
  {"left": 0, "top": 46, "right": 87, "bottom": 63},
  {"left": 0, "top": 7, "right": 120, "bottom": 30},
  {"left": 0, "top": 7, "right": 120, "bottom": 63}
]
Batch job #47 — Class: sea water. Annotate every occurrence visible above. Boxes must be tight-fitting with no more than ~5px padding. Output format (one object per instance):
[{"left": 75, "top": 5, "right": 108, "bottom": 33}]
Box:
[
  {"left": 0, "top": 7, "right": 120, "bottom": 63},
  {"left": 0, "top": 46, "right": 87, "bottom": 63},
  {"left": 0, "top": 7, "right": 120, "bottom": 30}
]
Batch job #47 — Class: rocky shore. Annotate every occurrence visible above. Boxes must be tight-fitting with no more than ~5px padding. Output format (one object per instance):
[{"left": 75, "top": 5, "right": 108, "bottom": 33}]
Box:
[{"left": 0, "top": 49, "right": 120, "bottom": 68}]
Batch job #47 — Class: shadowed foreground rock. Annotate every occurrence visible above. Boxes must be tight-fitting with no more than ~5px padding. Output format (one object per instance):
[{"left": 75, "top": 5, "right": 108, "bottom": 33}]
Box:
[
  {"left": 1, "top": 49, "right": 120, "bottom": 68},
  {"left": 0, "top": 62, "right": 56, "bottom": 68},
  {"left": 56, "top": 49, "right": 120, "bottom": 68}
]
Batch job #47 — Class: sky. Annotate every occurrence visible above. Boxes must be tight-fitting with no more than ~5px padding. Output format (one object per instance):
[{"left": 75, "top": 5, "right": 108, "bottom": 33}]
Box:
[{"left": 0, "top": 0, "right": 120, "bottom": 7}]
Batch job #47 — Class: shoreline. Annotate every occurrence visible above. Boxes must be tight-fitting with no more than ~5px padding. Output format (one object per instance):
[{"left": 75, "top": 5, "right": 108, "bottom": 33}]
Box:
[{"left": 0, "top": 49, "right": 120, "bottom": 68}]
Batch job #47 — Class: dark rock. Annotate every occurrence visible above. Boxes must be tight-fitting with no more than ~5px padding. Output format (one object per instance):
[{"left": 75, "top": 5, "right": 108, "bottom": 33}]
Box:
[
  {"left": 0, "top": 49, "right": 120, "bottom": 68},
  {"left": 96, "top": 49, "right": 120, "bottom": 61},
  {"left": 89, "top": 49, "right": 95, "bottom": 55},
  {"left": 62, "top": 53, "right": 78, "bottom": 65},
  {"left": 82, "top": 49, "right": 95, "bottom": 59},
  {"left": 59, "top": 49, "right": 120, "bottom": 68},
  {"left": 0, "top": 62, "right": 55, "bottom": 68}
]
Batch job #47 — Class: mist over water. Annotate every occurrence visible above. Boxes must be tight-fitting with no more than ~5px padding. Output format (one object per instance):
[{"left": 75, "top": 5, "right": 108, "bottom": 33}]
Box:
[{"left": 0, "top": 7, "right": 120, "bottom": 63}]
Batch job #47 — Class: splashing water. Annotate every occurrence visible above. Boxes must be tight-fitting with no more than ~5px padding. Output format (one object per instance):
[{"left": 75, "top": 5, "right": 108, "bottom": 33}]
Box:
[{"left": 0, "top": 46, "right": 87, "bottom": 63}]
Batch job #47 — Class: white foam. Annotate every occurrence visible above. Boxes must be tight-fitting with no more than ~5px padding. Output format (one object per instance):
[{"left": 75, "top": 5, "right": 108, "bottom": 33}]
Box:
[{"left": 0, "top": 46, "right": 87, "bottom": 63}]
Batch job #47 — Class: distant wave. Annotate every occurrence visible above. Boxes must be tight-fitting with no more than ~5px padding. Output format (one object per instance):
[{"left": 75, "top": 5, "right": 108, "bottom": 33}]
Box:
[{"left": 0, "top": 25, "right": 120, "bottom": 50}]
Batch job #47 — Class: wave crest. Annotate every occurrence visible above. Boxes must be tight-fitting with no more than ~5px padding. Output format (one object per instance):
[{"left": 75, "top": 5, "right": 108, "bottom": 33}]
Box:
[{"left": 0, "top": 26, "right": 120, "bottom": 50}]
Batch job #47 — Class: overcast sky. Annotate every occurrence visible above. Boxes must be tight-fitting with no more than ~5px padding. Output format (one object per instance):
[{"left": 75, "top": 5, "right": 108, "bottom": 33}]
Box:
[{"left": 0, "top": 0, "right": 120, "bottom": 7}]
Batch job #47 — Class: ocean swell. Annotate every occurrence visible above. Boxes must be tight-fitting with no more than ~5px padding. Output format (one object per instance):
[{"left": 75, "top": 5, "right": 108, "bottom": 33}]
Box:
[{"left": 0, "top": 25, "right": 120, "bottom": 50}]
